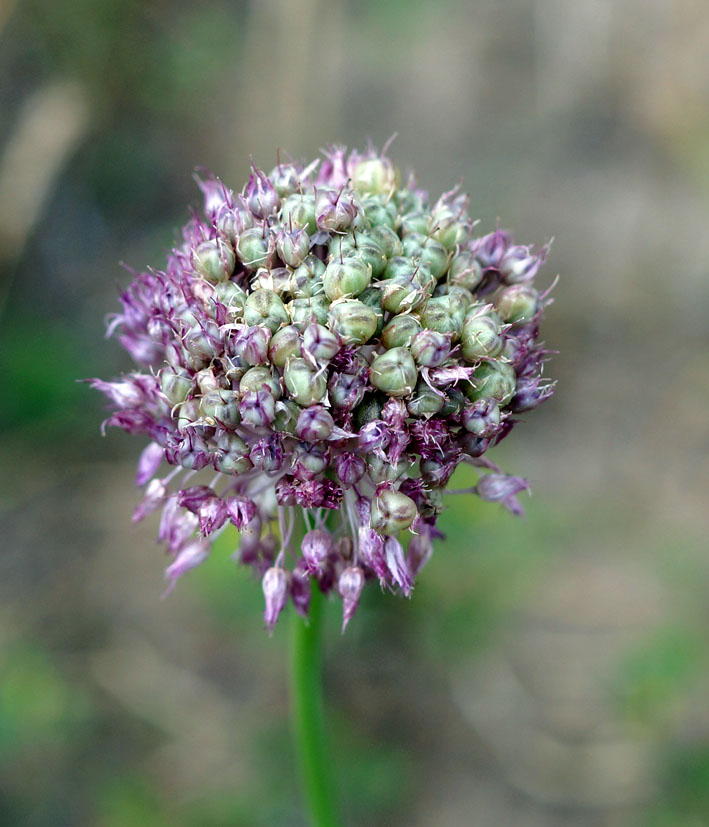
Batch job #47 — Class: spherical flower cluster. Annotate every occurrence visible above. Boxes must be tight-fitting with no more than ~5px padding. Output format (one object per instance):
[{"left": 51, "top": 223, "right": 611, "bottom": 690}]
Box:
[{"left": 92, "top": 146, "right": 555, "bottom": 631}]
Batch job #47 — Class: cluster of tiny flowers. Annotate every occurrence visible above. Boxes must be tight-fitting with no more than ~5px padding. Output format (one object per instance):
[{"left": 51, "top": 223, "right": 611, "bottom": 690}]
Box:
[{"left": 92, "top": 145, "right": 554, "bottom": 632}]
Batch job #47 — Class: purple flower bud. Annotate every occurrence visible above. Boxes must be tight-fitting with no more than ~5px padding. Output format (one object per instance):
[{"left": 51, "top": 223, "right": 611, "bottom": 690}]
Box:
[
  {"left": 196, "top": 496, "right": 228, "bottom": 535},
  {"left": 473, "top": 229, "right": 511, "bottom": 270},
  {"left": 301, "top": 529, "right": 333, "bottom": 575},
  {"left": 462, "top": 399, "right": 501, "bottom": 438},
  {"left": 135, "top": 441, "right": 164, "bottom": 486},
  {"left": 164, "top": 539, "right": 210, "bottom": 590},
  {"left": 384, "top": 536, "right": 413, "bottom": 596},
  {"left": 290, "top": 564, "right": 311, "bottom": 618},
  {"left": 406, "top": 531, "right": 434, "bottom": 576},
  {"left": 292, "top": 441, "right": 329, "bottom": 480},
  {"left": 410, "top": 329, "right": 451, "bottom": 367},
  {"left": 230, "top": 325, "right": 271, "bottom": 366},
  {"left": 177, "top": 485, "right": 215, "bottom": 513},
  {"left": 225, "top": 496, "right": 258, "bottom": 528},
  {"left": 315, "top": 187, "right": 358, "bottom": 232},
  {"left": 246, "top": 165, "right": 280, "bottom": 218},
  {"left": 475, "top": 473, "right": 530, "bottom": 515},
  {"left": 328, "top": 370, "right": 367, "bottom": 410},
  {"left": 133, "top": 477, "right": 168, "bottom": 522},
  {"left": 302, "top": 323, "right": 340, "bottom": 363},
  {"left": 262, "top": 566, "right": 289, "bottom": 630},
  {"left": 358, "top": 526, "right": 389, "bottom": 582},
  {"left": 239, "top": 390, "right": 276, "bottom": 427},
  {"left": 499, "top": 244, "right": 545, "bottom": 284},
  {"left": 334, "top": 452, "right": 366, "bottom": 485},
  {"left": 357, "top": 420, "right": 391, "bottom": 457},
  {"left": 249, "top": 434, "right": 284, "bottom": 472},
  {"left": 339, "top": 566, "right": 365, "bottom": 632},
  {"left": 296, "top": 406, "right": 335, "bottom": 442}
]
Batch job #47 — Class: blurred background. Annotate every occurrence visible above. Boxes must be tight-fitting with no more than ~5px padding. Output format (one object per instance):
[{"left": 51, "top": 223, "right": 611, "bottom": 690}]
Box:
[{"left": 1, "top": 0, "right": 709, "bottom": 824}]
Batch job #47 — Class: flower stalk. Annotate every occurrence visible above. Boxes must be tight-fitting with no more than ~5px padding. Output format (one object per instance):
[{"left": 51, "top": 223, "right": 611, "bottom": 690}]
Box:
[{"left": 290, "top": 584, "right": 340, "bottom": 827}]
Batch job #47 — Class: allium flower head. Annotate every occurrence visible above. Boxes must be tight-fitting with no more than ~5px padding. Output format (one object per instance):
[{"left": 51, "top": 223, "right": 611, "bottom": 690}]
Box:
[{"left": 92, "top": 145, "right": 555, "bottom": 631}]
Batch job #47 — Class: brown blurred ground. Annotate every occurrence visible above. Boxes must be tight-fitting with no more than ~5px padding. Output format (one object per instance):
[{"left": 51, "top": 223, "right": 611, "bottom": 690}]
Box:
[{"left": 1, "top": 1, "right": 709, "bottom": 825}]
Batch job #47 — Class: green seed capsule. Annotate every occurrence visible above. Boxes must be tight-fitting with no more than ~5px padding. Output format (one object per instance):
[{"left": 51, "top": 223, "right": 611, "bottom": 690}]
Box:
[
  {"left": 460, "top": 314, "right": 504, "bottom": 361},
  {"left": 465, "top": 361, "right": 517, "bottom": 405},
  {"left": 407, "top": 382, "right": 445, "bottom": 417},
  {"left": 236, "top": 228, "right": 269, "bottom": 270},
  {"left": 440, "top": 387, "right": 467, "bottom": 417},
  {"left": 328, "top": 299, "right": 378, "bottom": 345},
  {"left": 448, "top": 250, "right": 483, "bottom": 291},
  {"left": 199, "top": 389, "right": 241, "bottom": 428},
  {"left": 402, "top": 234, "right": 450, "bottom": 280},
  {"left": 369, "top": 225, "right": 403, "bottom": 258},
  {"left": 288, "top": 295, "right": 331, "bottom": 329},
  {"left": 160, "top": 367, "right": 192, "bottom": 406},
  {"left": 399, "top": 211, "right": 430, "bottom": 236},
  {"left": 361, "top": 195, "right": 398, "bottom": 230},
  {"left": 381, "top": 314, "right": 422, "bottom": 349},
  {"left": 367, "top": 455, "right": 410, "bottom": 484},
  {"left": 370, "top": 489, "right": 418, "bottom": 534},
  {"left": 357, "top": 287, "right": 384, "bottom": 337},
  {"left": 431, "top": 205, "right": 469, "bottom": 249},
  {"left": 239, "top": 366, "right": 282, "bottom": 398},
  {"left": 272, "top": 399, "right": 301, "bottom": 434},
  {"left": 268, "top": 325, "right": 301, "bottom": 368},
  {"left": 351, "top": 158, "right": 398, "bottom": 196},
  {"left": 243, "top": 289, "right": 290, "bottom": 332},
  {"left": 322, "top": 257, "right": 372, "bottom": 301},
  {"left": 331, "top": 233, "right": 387, "bottom": 278},
  {"left": 213, "top": 281, "right": 246, "bottom": 319},
  {"left": 418, "top": 295, "right": 464, "bottom": 340},
  {"left": 352, "top": 394, "right": 383, "bottom": 428},
  {"left": 193, "top": 238, "right": 235, "bottom": 283},
  {"left": 369, "top": 347, "right": 418, "bottom": 397},
  {"left": 280, "top": 194, "right": 317, "bottom": 233},
  {"left": 283, "top": 357, "right": 327, "bottom": 406},
  {"left": 495, "top": 285, "right": 540, "bottom": 324},
  {"left": 291, "top": 255, "right": 326, "bottom": 298}
]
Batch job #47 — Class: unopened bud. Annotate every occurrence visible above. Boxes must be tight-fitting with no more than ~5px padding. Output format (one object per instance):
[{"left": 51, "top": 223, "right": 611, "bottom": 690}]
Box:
[
  {"left": 283, "top": 357, "right": 327, "bottom": 406},
  {"left": 323, "top": 257, "right": 372, "bottom": 301},
  {"left": 268, "top": 325, "right": 301, "bottom": 368},
  {"left": 296, "top": 405, "right": 335, "bottom": 442},
  {"left": 339, "top": 565, "right": 365, "bottom": 632},
  {"left": 302, "top": 323, "right": 340, "bottom": 362},
  {"left": 244, "top": 289, "right": 289, "bottom": 332},
  {"left": 193, "top": 238, "right": 235, "bottom": 283},
  {"left": 495, "top": 285, "right": 540, "bottom": 324},
  {"left": 236, "top": 227, "right": 270, "bottom": 270},
  {"left": 410, "top": 329, "right": 450, "bottom": 367},
  {"left": 371, "top": 489, "right": 418, "bottom": 534},
  {"left": 328, "top": 299, "right": 378, "bottom": 345},
  {"left": 466, "top": 361, "right": 517, "bottom": 405},
  {"left": 382, "top": 314, "right": 422, "bottom": 349},
  {"left": 262, "top": 567, "right": 289, "bottom": 630},
  {"left": 462, "top": 398, "right": 501, "bottom": 437}
]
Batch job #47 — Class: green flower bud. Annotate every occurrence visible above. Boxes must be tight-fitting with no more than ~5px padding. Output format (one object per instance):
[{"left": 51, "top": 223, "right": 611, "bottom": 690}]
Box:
[
  {"left": 199, "top": 389, "right": 241, "bottom": 428},
  {"left": 381, "top": 314, "right": 422, "bottom": 349},
  {"left": 272, "top": 399, "right": 301, "bottom": 434},
  {"left": 399, "top": 211, "right": 430, "bottom": 236},
  {"left": 495, "top": 285, "right": 540, "bottom": 324},
  {"left": 243, "top": 289, "right": 289, "bottom": 332},
  {"left": 236, "top": 228, "right": 269, "bottom": 270},
  {"left": 268, "top": 162, "right": 301, "bottom": 197},
  {"left": 283, "top": 357, "right": 327, "bottom": 406},
  {"left": 357, "top": 286, "right": 384, "bottom": 337},
  {"left": 361, "top": 195, "right": 398, "bottom": 230},
  {"left": 291, "top": 255, "right": 326, "bottom": 298},
  {"left": 407, "top": 381, "right": 445, "bottom": 417},
  {"left": 160, "top": 367, "right": 192, "bottom": 406},
  {"left": 268, "top": 325, "right": 301, "bottom": 368},
  {"left": 379, "top": 265, "right": 433, "bottom": 313},
  {"left": 288, "top": 295, "right": 331, "bottom": 329},
  {"left": 370, "top": 489, "right": 418, "bottom": 534},
  {"left": 328, "top": 299, "right": 378, "bottom": 345},
  {"left": 369, "top": 225, "right": 403, "bottom": 258},
  {"left": 396, "top": 188, "right": 426, "bottom": 215},
  {"left": 437, "top": 284, "right": 475, "bottom": 310},
  {"left": 351, "top": 157, "right": 398, "bottom": 196},
  {"left": 448, "top": 250, "right": 483, "bottom": 291},
  {"left": 322, "top": 257, "right": 372, "bottom": 300},
  {"left": 369, "top": 347, "right": 417, "bottom": 397},
  {"left": 193, "top": 238, "right": 235, "bottom": 283},
  {"left": 418, "top": 295, "right": 464, "bottom": 340},
  {"left": 253, "top": 266, "right": 291, "bottom": 296},
  {"left": 465, "top": 361, "right": 517, "bottom": 405},
  {"left": 280, "top": 193, "right": 317, "bottom": 233},
  {"left": 239, "top": 365, "right": 282, "bottom": 398},
  {"left": 460, "top": 313, "right": 504, "bottom": 361}
]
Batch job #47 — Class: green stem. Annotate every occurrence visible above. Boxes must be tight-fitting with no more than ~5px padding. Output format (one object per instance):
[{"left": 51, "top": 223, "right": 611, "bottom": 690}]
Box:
[{"left": 290, "top": 584, "right": 340, "bottom": 827}]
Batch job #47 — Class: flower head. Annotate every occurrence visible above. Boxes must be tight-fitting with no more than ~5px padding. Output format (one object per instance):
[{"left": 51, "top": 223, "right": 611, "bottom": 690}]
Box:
[{"left": 93, "top": 145, "right": 555, "bottom": 631}]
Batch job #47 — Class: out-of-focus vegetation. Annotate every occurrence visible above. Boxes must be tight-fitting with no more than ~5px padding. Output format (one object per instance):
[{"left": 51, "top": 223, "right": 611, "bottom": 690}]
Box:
[{"left": 2, "top": 1, "right": 709, "bottom": 825}]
